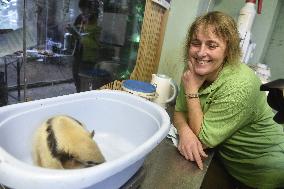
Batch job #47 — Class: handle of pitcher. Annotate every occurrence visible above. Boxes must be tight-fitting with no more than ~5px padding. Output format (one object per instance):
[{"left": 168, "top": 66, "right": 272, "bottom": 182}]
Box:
[{"left": 166, "top": 79, "right": 178, "bottom": 103}]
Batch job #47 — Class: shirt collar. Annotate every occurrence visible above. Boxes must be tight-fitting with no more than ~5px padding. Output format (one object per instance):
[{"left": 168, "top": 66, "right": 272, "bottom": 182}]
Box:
[{"left": 199, "top": 63, "right": 238, "bottom": 95}]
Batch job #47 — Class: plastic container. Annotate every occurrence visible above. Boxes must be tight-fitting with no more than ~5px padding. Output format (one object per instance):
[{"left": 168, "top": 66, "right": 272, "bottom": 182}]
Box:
[
  {"left": 237, "top": 1, "right": 256, "bottom": 40},
  {"left": 0, "top": 90, "right": 170, "bottom": 189},
  {"left": 122, "top": 80, "right": 158, "bottom": 101},
  {"left": 63, "top": 32, "right": 72, "bottom": 51}
]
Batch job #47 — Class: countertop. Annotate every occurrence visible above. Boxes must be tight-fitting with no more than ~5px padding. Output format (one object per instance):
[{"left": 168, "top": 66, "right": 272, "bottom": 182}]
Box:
[
  {"left": 140, "top": 138, "right": 214, "bottom": 189},
  {"left": 120, "top": 105, "right": 215, "bottom": 189},
  {"left": 139, "top": 105, "right": 214, "bottom": 189}
]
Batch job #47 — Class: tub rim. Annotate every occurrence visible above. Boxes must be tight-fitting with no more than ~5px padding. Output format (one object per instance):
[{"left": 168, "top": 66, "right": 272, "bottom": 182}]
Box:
[{"left": 0, "top": 90, "right": 171, "bottom": 189}]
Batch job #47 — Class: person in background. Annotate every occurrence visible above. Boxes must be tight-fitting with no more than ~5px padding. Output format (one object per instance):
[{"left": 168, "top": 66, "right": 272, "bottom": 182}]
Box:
[
  {"left": 173, "top": 11, "right": 284, "bottom": 188},
  {"left": 72, "top": 0, "right": 101, "bottom": 92}
]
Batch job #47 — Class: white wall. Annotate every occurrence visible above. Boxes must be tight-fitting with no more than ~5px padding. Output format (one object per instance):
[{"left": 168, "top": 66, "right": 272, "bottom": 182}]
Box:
[
  {"left": 157, "top": 0, "right": 213, "bottom": 85},
  {"left": 213, "top": 0, "right": 281, "bottom": 65},
  {"left": 158, "top": 0, "right": 282, "bottom": 85},
  {"left": 247, "top": 0, "right": 280, "bottom": 64},
  {"left": 264, "top": 1, "right": 284, "bottom": 80}
]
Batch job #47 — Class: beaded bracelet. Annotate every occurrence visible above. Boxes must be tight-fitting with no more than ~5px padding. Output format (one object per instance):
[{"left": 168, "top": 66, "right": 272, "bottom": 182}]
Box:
[{"left": 185, "top": 93, "right": 199, "bottom": 99}]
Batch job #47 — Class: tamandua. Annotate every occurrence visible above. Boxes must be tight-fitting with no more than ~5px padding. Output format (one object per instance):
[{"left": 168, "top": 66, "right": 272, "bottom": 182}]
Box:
[{"left": 32, "top": 115, "right": 105, "bottom": 169}]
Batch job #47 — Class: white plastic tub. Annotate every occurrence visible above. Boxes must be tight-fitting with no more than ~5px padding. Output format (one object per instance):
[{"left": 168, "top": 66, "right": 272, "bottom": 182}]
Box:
[{"left": 0, "top": 90, "right": 170, "bottom": 189}]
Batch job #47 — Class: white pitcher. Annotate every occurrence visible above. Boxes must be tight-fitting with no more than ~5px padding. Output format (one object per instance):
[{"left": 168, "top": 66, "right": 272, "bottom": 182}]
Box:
[{"left": 151, "top": 74, "right": 178, "bottom": 109}]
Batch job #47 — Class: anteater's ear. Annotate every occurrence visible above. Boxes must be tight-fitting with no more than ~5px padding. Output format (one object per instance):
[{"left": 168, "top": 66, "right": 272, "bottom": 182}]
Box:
[{"left": 90, "top": 130, "right": 95, "bottom": 138}]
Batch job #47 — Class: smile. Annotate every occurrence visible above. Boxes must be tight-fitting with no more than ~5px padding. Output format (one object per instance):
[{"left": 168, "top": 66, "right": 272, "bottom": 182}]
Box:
[{"left": 195, "top": 58, "right": 212, "bottom": 65}]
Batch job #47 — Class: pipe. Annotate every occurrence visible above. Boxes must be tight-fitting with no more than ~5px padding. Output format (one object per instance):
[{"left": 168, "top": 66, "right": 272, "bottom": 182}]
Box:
[
  {"left": 245, "top": 0, "right": 262, "bottom": 14},
  {"left": 23, "top": 0, "right": 27, "bottom": 101},
  {"left": 257, "top": 0, "right": 262, "bottom": 14}
]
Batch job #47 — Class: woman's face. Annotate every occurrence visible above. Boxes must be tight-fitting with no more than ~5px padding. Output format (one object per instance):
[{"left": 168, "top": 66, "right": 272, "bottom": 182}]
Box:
[{"left": 189, "top": 26, "right": 227, "bottom": 82}]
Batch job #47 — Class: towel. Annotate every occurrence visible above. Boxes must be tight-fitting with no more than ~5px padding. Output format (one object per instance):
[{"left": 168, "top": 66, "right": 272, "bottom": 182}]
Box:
[{"left": 167, "top": 124, "right": 179, "bottom": 147}]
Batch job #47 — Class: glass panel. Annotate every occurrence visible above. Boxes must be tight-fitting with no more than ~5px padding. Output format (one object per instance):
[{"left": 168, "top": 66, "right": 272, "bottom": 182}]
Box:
[
  {"left": 70, "top": 0, "right": 146, "bottom": 92},
  {"left": 0, "top": 0, "right": 38, "bottom": 105},
  {"left": 0, "top": 0, "right": 146, "bottom": 105}
]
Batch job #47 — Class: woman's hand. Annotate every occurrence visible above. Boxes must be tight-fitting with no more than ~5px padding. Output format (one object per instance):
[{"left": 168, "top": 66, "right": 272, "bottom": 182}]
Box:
[
  {"left": 182, "top": 61, "right": 206, "bottom": 93},
  {"left": 178, "top": 126, "right": 208, "bottom": 170}
]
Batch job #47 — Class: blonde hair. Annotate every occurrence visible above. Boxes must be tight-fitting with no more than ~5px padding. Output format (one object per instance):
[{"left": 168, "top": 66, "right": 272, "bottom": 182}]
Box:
[{"left": 184, "top": 11, "right": 241, "bottom": 65}]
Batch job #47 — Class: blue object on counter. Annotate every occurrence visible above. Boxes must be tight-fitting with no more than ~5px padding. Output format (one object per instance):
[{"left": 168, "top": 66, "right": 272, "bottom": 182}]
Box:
[{"left": 122, "top": 80, "right": 156, "bottom": 93}]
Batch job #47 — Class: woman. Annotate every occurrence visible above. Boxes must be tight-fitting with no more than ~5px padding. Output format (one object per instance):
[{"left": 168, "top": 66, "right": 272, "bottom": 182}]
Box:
[
  {"left": 174, "top": 11, "right": 284, "bottom": 188},
  {"left": 72, "top": 0, "right": 101, "bottom": 92}
]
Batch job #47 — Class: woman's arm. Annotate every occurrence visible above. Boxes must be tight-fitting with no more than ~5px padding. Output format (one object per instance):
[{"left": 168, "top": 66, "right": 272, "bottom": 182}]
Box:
[
  {"left": 185, "top": 95, "right": 204, "bottom": 135},
  {"left": 182, "top": 61, "right": 206, "bottom": 135},
  {"left": 174, "top": 111, "right": 208, "bottom": 170}
]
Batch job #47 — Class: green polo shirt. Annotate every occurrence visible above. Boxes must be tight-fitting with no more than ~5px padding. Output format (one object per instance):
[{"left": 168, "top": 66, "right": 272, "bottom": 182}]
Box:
[{"left": 175, "top": 63, "right": 284, "bottom": 188}]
